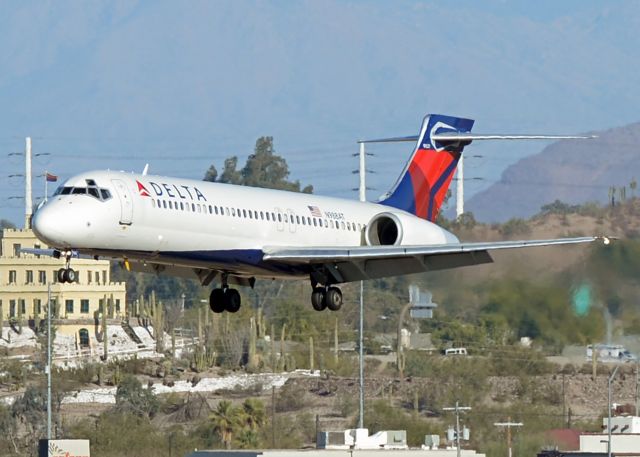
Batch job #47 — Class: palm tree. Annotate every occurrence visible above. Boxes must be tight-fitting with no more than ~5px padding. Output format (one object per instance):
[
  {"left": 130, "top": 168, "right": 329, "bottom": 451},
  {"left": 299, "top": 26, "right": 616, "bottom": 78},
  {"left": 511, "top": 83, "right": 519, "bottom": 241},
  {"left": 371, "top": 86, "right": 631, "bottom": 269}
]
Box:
[
  {"left": 241, "top": 398, "right": 266, "bottom": 432},
  {"left": 209, "top": 400, "right": 241, "bottom": 449}
]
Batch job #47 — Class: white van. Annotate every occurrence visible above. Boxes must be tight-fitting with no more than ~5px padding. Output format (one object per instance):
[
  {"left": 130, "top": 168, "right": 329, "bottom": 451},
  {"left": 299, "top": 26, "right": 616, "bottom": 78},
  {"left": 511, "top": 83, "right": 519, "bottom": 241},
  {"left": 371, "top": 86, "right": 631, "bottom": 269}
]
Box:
[{"left": 444, "top": 347, "right": 468, "bottom": 356}]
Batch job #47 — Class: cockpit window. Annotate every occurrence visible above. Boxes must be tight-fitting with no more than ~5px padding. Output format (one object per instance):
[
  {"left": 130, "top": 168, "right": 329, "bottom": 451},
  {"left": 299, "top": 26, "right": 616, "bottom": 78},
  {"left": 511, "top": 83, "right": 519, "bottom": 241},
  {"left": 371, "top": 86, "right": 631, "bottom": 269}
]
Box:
[{"left": 52, "top": 179, "right": 113, "bottom": 202}]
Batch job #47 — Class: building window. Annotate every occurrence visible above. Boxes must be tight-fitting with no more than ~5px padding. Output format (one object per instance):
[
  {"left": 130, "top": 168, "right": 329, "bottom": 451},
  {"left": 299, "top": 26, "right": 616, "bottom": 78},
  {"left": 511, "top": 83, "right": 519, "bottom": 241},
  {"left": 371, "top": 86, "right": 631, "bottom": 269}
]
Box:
[
  {"left": 115, "top": 299, "right": 121, "bottom": 313},
  {"left": 80, "top": 299, "right": 89, "bottom": 314},
  {"left": 79, "top": 328, "right": 90, "bottom": 347},
  {"left": 95, "top": 272, "right": 100, "bottom": 284},
  {"left": 9, "top": 300, "right": 16, "bottom": 318},
  {"left": 87, "top": 271, "right": 92, "bottom": 284},
  {"left": 50, "top": 298, "right": 57, "bottom": 318},
  {"left": 26, "top": 270, "right": 33, "bottom": 284},
  {"left": 102, "top": 271, "right": 107, "bottom": 284},
  {"left": 8, "top": 270, "right": 16, "bottom": 284},
  {"left": 13, "top": 243, "right": 21, "bottom": 257},
  {"left": 98, "top": 299, "right": 104, "bottom": 313},
  {"left": 39, "top": 270, "right": 46, "bottom": 284},
  {"left": 19, "top": 299, "right": 25, "bottom": 315},
  {"left": 34, "top": 299, "right": 41, "bottom": 316},
  {"left": 65, "top": 299, "right": 74, "bottom": 314}
]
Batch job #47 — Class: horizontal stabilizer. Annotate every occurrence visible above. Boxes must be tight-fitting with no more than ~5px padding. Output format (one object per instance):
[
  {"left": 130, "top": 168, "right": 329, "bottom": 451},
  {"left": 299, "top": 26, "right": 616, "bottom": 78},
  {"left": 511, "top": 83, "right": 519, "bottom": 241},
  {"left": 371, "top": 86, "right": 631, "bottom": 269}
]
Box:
[{"left": 358, "top": 133, "right": 596, "bottom": 144}]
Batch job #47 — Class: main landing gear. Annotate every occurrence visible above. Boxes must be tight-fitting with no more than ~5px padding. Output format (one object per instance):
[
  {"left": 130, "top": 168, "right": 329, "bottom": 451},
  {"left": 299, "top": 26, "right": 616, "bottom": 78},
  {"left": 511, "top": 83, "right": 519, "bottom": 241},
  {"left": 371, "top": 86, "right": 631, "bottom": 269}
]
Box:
[
  {"left": 209, "top": 275, "right": 241, "bottom": 313},
  {"left": 57, "top": 252, "right": 76, "bottom": 283},
  {"left": 310, "top": 286, "right": 343, "bottom": 312}
]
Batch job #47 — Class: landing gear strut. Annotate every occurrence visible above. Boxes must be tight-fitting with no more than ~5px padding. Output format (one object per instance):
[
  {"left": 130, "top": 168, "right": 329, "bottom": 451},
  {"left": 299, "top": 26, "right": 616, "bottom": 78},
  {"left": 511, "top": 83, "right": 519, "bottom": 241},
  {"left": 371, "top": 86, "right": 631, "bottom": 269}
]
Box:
[
  {"left": 57, "top": 252, "right": 76, "bottom": 283},
  {"left": 310, "top": 285, "right": 342, "bottom": 312},
  {"left": 209, "top": 275, "right": 242, "bottom": 313}
]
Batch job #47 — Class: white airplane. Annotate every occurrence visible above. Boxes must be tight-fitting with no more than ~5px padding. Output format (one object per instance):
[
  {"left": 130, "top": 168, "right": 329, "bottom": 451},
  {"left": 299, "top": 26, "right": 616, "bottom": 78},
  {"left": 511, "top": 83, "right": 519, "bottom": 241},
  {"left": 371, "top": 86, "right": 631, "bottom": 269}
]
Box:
[{"left": 31, "top": 114, "right": 604, "bottom": 313}]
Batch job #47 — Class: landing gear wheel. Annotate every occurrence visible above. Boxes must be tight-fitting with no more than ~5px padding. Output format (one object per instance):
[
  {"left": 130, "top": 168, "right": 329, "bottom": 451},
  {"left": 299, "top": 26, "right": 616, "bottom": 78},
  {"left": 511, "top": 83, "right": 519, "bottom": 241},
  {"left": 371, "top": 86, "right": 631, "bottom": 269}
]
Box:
[
  {"left": 326, "top": 287, "right": 343, "bottom": 311},
  {"left": 57, "top": 268, "right": 76, "bottom": 283},
  {"left": 224, "top": 289, "right": 241, "bottom": 313},
  {"left": 209, "top": 288, "right": 226, "bottom": 313},
  {"left": 65, "top": 268, "right": 77, "bottom": 283},
  {"left": 311, "top": 287, "right": 327, "bottom": 311}
]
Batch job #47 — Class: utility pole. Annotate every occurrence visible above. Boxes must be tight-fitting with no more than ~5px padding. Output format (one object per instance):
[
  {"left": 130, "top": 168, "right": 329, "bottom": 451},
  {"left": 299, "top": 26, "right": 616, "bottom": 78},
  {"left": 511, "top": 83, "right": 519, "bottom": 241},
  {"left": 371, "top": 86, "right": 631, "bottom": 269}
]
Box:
[
  {"left": 25, "top": 137, "right": 32, "bottom": 229},
  {"left": 494, "top": 418, "right": 523, "bottom": 457},
  {"left": 46, "top": 283, "right": 52, "bottom": 439},
  {"left": 456, "top": 154, "right": 464, "bottom": 219},
  {"left": 358, "top": 141, "right": 366, "bottom": 429},
  {"left": 443, "top": 402, "right": 471, "bottom": 457}
]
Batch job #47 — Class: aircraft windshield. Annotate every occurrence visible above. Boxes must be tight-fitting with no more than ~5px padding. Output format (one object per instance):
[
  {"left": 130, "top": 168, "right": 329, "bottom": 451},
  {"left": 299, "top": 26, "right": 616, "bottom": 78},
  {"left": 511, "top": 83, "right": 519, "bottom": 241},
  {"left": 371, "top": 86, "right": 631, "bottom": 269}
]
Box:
[{"left": 53, "top": 179, "right": 112, "bottom": 202}]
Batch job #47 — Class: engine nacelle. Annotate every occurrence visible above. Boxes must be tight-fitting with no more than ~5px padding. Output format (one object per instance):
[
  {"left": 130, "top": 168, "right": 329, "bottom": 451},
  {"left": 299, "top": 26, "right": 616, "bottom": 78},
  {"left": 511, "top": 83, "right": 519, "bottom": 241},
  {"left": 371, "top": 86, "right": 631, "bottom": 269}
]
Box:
[{"left": 365, "top": 211, "right": 459, "bottom": 246}]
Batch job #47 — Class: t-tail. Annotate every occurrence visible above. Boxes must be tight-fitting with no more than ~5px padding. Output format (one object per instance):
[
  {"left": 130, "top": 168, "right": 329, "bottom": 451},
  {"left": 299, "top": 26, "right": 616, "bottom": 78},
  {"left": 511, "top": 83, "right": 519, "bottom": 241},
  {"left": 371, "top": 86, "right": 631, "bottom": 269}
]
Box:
[
  {"left": 373, "top": 114, "right": 474, "bottom": 222},
  {"left": 363, "top": 114, "right": 595, "bottom": 222}
]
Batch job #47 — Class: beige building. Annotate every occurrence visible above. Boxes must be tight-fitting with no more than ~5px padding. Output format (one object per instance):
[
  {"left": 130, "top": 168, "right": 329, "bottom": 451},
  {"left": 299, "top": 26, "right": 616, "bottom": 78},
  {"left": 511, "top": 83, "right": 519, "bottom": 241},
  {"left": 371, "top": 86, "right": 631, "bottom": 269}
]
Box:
[{"left": 0, "top": 228, "right": 127, "bottom": 332}]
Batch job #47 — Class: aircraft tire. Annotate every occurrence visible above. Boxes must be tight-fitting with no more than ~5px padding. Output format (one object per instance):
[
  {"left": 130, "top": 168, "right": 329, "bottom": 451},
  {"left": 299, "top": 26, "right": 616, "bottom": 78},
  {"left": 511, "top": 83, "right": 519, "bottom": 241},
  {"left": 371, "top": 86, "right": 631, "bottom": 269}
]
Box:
[
  {"left": 65, "top": 268, "right": 77, "bottom": 283},
  {"left": 225, "top": 289, "right": 241, "bottom": 313},
  {"left": 209, "top": 288, "right": 226, "bottom": 313},
  {"left": 57, "top": 268, "right": 67, "bottom": 283},
  {"left": 311, "top": 287, "right": 327, "bottom": 311},
  {"left": 326, "top": 287, "right": 343, "bottom": 311}
]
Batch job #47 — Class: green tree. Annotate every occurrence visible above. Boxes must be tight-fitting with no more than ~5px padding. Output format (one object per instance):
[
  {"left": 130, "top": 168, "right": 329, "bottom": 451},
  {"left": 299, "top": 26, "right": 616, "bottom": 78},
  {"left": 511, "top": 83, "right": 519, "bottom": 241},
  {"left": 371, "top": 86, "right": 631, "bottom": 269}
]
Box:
[
  {"left": 204, "top": 137, "right": 312, "bottom": 193},
  {"left": 0, "top": 219, "right": 16, "bottom": 230},
  {"left": 115, "top": 374, "right": 159, "bottom": 419}
]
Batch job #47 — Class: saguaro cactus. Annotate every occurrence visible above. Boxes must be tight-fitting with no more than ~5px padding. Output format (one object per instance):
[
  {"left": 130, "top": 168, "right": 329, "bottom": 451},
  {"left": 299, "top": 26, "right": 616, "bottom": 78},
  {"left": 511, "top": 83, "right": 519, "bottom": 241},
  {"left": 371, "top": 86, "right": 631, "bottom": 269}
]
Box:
[
  {"left": 248, "top": 316, "right": 257, "bottom": 371},
  {"left": 102, "top": 295, "right": 108, "bottom": 361}
]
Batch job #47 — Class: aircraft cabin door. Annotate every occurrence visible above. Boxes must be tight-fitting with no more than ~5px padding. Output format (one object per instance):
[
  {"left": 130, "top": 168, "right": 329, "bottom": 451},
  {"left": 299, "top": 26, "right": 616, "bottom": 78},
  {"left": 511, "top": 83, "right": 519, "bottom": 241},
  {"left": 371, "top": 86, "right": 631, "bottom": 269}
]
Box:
[
  {"left": 111, "top": 179, "right": 133, "bottom": 225},
  {"left": 287, "top": 209, "right": 296, "bottom": 233}
]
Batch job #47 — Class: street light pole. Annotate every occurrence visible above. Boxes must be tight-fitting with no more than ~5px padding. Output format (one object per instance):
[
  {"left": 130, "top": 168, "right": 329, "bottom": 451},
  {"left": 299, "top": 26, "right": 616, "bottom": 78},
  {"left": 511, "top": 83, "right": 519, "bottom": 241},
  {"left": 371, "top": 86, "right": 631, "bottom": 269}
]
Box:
[{"left": 608, "top": 365, "right": 620, "bottom": 457}]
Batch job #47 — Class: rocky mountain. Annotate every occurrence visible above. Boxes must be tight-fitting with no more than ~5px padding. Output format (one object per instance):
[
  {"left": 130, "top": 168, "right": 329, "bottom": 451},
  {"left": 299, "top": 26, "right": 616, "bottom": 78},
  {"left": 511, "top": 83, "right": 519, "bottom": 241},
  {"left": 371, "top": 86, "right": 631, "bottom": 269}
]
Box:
[{"left": 467, "top": 121, "right": 640, "bottom": 222}]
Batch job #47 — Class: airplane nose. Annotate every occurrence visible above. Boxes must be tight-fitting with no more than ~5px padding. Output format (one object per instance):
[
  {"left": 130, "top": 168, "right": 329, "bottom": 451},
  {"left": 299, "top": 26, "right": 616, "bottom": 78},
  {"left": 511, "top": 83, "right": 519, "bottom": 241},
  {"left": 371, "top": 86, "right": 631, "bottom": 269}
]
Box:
[{"left": 32, "top": 203, "right": 67, "bottom": 247}]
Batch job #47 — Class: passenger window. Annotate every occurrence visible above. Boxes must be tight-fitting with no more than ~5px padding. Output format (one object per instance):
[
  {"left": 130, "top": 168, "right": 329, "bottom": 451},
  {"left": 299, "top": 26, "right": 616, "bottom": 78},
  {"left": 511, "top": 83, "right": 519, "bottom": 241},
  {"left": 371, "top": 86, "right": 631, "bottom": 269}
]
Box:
[
  {"left": 341, "top": 221, "right": 345, "bottom": 230},
  {"left": 231, "top": 208, "right": 236, "bottom": 217},
  {"left": 209, "top": 205, "right": 213, "bottom": 214},
  {"left": 151, "top": 200, "right": 156, "bottom": 208},
  {"left": 192, "top": 203, "right": 196, "bottom": 212},
  {"left": 163, "top": 201, "right": 167, "bottom": 209},
  {"left": 243, "top": 209, "right": 247, "bottom": 218},
  {"left": 313, "top": 218, "right": 317, "bottom": 227},
  {"left": 266, "top": 213, "right": 270, "bottom": 221},
  {"left": 168, "top": 201, "right": 173, "bottom": 209},
  {"left": 302, "top": 217, "right": 306, "bottom": 225},
  {"left": 296, "top": 215, "right": 300, "bottom": 224},
  {"left": 271, "top": 212, "right": 276, "bottom": 221},
  {"left": 254, "top": 210, "right": 258, "bottom": 219},
  {"left": 260, "top": 211, "right": 264, "bottom": 220},
  {"left": 284, "top": 214, "right": 288, "bottom": 223}
]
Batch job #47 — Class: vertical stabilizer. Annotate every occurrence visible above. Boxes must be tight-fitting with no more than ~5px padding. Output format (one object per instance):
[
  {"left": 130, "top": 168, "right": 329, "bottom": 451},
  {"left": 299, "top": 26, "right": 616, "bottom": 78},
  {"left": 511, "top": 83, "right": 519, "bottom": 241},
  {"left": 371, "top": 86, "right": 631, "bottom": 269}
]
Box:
[{"left": 379, "top": 114, "right": 474, "bottom": 221}]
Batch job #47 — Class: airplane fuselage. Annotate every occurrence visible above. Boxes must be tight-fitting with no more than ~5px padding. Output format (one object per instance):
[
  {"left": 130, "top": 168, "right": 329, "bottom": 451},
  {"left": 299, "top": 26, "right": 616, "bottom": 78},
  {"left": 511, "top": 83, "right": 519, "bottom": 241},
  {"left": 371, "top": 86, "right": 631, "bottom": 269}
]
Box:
[{"left": 33, "top": 170, "right": 459, "bottom": 280}]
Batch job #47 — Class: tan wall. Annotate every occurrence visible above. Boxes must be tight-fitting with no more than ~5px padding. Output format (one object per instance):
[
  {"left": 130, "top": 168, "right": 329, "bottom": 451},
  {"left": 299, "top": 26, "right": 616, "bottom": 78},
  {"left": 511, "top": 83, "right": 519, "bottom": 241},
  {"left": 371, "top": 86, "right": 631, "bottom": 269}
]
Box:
[{"left": 0, "top": 228, "right": 127, "bottom": 320}]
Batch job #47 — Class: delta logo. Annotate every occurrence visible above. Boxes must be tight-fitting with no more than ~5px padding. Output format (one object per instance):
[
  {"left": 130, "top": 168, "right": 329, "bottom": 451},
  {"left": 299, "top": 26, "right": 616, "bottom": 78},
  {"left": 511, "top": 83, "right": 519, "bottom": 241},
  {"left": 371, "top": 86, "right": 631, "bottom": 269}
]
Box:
[
  {"left": 135, "top": 180, "right": 207, "bottom": 202},
  {"left": 136, "top": 180, "right": 151, "bottom": 197}
]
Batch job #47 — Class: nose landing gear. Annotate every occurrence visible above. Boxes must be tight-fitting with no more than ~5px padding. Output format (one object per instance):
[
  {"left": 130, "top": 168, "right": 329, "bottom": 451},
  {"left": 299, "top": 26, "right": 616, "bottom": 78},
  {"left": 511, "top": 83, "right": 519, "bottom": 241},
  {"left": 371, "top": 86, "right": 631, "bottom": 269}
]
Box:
[{"left": 57, "top": 252, "right": 77, "bottom": 284}]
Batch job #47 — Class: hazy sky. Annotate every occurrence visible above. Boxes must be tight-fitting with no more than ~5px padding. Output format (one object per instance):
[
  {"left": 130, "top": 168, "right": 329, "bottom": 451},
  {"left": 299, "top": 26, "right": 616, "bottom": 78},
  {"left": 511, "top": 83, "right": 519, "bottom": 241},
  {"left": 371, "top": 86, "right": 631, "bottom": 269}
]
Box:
[{"left": 1, "top": 1, "right": 639, "bottom": 226}]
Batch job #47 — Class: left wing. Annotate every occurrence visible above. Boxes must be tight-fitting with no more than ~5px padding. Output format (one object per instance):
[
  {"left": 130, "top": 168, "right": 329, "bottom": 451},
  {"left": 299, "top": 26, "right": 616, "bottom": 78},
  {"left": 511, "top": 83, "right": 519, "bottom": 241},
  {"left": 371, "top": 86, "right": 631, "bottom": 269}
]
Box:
[{"left": 263, "top": 236, "right": 603, "bottom": 283}]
